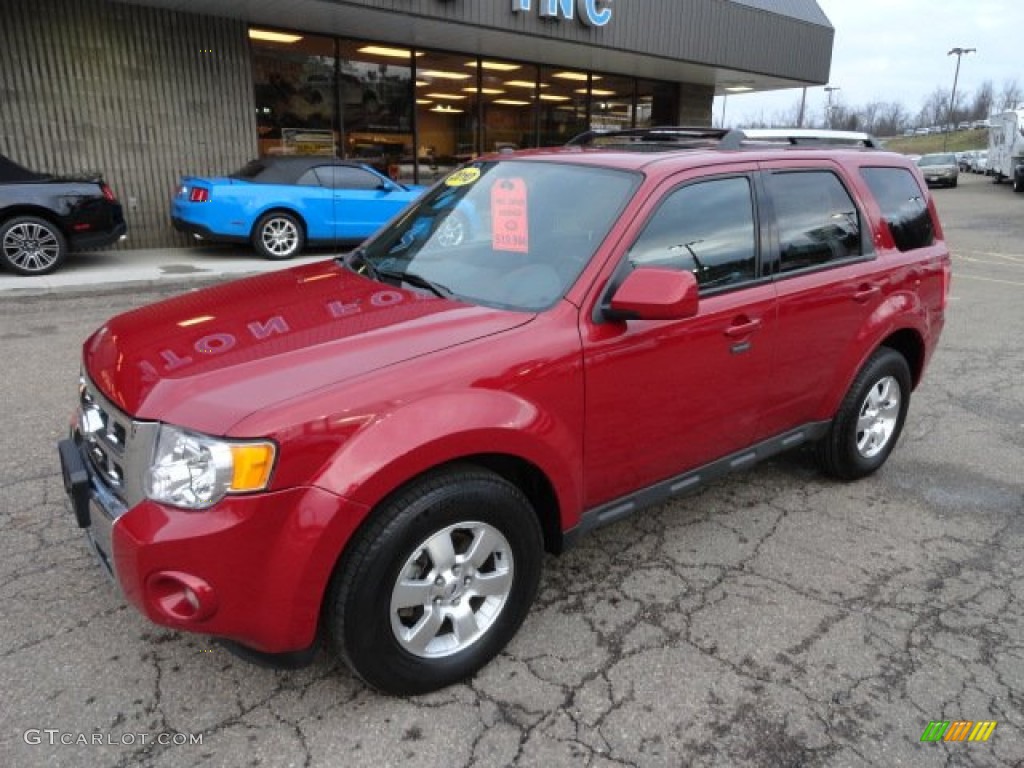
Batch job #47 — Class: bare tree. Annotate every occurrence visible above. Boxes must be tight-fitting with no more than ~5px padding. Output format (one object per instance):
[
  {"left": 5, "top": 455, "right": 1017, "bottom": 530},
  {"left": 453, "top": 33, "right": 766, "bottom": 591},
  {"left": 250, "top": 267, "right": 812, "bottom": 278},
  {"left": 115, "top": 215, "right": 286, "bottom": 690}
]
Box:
[
  {"left": 970, "top": 80, "right": 994, "bottom": 120},
  {"left": 876, "top": 102, "right": 910, "bottom": 137},
  {"left": 998, "top": 78, "right": 1022, "bottom": 110}
]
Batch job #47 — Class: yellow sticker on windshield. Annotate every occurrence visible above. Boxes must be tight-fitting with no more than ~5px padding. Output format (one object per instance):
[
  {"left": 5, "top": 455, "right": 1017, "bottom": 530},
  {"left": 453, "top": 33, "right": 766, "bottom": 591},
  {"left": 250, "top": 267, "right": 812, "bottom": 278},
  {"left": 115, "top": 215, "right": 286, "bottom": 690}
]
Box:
[{"left": 445, "top": 167, "right": 481, "bottom": 187}]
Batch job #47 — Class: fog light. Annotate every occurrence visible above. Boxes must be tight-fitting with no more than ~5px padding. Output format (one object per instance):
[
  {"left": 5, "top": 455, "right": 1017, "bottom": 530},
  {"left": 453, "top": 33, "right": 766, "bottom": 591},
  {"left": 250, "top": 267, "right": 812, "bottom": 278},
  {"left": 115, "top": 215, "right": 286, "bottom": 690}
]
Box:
[{"left": 147, "top": 571, "right": 218, "bottom": 623}]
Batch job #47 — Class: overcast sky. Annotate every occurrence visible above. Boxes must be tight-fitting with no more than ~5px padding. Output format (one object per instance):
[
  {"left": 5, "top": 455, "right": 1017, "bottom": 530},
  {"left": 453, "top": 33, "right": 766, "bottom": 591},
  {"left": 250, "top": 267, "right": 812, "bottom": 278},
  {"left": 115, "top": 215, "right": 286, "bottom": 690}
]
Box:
[{"left": 715, "top": 0, "right": 1020, "bottom": 127}]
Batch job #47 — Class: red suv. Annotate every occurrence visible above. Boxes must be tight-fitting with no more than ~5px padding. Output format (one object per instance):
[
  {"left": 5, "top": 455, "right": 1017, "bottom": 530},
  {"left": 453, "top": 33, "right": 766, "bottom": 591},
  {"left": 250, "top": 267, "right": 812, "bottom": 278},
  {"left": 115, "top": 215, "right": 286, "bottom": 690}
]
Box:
[{"left": 58, "top": 128, "right": 950, "bottom": 694}]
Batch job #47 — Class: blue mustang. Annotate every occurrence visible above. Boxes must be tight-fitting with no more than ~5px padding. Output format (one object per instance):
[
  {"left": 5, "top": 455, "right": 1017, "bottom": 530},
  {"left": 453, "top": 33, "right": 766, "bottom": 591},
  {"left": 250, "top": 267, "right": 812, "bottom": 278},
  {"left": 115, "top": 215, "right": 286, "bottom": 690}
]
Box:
[{"left": 171, "top": 157, "right": 426, "bottom": 260}]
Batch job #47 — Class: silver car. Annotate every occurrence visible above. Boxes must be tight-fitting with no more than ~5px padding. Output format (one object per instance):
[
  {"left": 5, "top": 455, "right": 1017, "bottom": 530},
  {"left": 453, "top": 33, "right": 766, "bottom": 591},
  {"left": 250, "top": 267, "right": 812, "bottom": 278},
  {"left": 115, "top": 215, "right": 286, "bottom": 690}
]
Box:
[{"left": 917, "top": 152, "right": 959, "bottom": 188}]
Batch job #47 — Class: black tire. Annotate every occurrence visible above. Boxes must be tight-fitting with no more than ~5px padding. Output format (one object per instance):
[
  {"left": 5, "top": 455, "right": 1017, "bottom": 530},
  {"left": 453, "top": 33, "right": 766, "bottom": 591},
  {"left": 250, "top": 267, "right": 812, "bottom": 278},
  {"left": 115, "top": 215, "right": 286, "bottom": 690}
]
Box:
[
  {"left": 816, "top": 347, "right": 912, "bottom": 481},
  {"left": 0, "top": 215, "right": 67, "bottom": 275},
  {"left": 252, "top": 212, "right": 304, "bottom": 260},
  {"left": 325, "top": 465, "right": 544, "bottom": 695},
  {"left": 950, "top": 178, "right": 958, "bottom": 188},
  {"left": 1014, "top": 176, "right": 1024, "bottom": 193}
]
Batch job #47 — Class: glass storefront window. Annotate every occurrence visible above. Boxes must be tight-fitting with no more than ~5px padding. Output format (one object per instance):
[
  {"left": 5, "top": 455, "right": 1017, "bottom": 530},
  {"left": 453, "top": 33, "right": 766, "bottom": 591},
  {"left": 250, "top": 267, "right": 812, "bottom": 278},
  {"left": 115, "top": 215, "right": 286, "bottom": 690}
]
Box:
[
  {"left": 483, "top": 60, "right": 538, "bottom": 155},
  {"left": 415, "top": 51, "right": 479, "bottom": 183},
  {"left": 338, "top": 40, "right": 414, "bottom": 180},
  {"left": 250, "top": 27, "right": 683, "bottom": 181},
  {"left": 590, "top": 73, "right": 635, "bottom": 133},
  {"left": 538, "top": 66, "right": 588, "bottom": 146},
  {"left": 251, "top": 32, "right": 338, "bottom": 158}
]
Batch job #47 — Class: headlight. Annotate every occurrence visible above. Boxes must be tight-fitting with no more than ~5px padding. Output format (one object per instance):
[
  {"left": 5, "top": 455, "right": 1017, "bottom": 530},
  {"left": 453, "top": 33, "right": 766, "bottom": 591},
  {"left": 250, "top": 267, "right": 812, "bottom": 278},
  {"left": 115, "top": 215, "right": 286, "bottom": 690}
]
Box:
[{"left": 146, "top": 425, "right": 276, "bottom": 509}]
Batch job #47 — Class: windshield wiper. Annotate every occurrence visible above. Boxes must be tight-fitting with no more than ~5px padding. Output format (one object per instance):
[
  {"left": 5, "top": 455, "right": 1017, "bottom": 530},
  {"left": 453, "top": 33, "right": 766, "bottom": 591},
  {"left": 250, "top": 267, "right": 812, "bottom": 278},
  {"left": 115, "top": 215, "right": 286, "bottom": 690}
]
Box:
[
  {"left": 376, "top": 268, "right": 453, "bottom": 299},
  {"left": 340, "top": 247, "right": 379, "bottom": 279}
]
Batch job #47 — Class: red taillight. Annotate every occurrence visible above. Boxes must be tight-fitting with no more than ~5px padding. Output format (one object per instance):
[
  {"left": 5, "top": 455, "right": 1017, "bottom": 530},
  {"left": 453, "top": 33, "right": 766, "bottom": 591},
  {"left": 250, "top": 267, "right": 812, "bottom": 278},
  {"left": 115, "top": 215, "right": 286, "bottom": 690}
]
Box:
[
  {"left": 189, "top": 187, "right": 210, "bottom": 203},
  {"left": 941, "top": 258, "right": 952, "bottom": 310},
  {"left": 100, "top": 182, "right": 116, "bottom": 202}
]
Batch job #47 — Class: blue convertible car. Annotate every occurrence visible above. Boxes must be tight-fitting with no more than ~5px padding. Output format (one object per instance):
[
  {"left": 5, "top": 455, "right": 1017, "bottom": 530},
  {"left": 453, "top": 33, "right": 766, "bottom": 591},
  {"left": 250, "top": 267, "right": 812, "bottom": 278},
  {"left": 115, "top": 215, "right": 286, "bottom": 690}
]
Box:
[{"left": 171, "top": 157, "right": 426, "bottom": 260}]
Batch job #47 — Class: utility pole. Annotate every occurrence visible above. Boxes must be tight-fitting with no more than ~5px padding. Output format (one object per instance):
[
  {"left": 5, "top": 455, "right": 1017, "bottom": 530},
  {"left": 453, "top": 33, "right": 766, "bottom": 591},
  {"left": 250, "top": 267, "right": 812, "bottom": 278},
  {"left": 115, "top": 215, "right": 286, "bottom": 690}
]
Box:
[
  {"left": 824, "top": 86, "right": 840, "bottom": 129},
  {"left": 797, "top": 87, "right": 807, "bottom": 128},
  {"left": 945, "top": 47, "right": 976, "bottom": 151}
]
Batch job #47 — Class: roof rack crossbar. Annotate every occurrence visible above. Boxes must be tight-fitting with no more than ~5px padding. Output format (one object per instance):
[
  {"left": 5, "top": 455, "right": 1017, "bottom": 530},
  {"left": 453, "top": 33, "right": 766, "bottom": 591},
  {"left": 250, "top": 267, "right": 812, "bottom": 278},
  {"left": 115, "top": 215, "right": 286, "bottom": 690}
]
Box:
[{"left": 564, "top": 126, "right": 880, "bottom": 151}]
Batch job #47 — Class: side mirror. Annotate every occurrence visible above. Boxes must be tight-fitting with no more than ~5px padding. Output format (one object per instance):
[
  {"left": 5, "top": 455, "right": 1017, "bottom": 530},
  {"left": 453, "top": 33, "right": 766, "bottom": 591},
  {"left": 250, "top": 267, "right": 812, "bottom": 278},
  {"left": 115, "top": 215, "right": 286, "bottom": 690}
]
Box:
[
  {"left": 379, "top": 179, "right": 399, "bottom": 193},
  {"left": 605, "top": 267, "right": 699, "bottom": 321}
]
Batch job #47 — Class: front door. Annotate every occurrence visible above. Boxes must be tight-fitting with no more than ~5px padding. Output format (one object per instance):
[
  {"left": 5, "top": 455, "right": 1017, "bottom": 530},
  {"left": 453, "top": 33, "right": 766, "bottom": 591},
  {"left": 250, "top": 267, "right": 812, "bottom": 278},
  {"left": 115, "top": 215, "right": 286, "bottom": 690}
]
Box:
[{"left": 580, "top": 172, "right": 776, "bottom": 508}]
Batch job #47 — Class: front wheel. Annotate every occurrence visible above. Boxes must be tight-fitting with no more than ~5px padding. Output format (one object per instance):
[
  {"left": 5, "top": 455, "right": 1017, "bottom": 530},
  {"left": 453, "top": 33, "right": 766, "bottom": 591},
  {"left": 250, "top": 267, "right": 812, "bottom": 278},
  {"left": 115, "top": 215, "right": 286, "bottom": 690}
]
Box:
[
  {"left": 0, "top": 215, "right": 67, "bottom": 275},
  {"left": 816, "top": 347, "right": 911, "bottom": 481},
  {"left": 252, "top": 212, "right": 304, "bottom": 260},
  {"left": 1014, "top": 175, "right": 1024, "bottom": 193},
  {"left": 325, "top": 465, "right": 544, "bottom": 695}
]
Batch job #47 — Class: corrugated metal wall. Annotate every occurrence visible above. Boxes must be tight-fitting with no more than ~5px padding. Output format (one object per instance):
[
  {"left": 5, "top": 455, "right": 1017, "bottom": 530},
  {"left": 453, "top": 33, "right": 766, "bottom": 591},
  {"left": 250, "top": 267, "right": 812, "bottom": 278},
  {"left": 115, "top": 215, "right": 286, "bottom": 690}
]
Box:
[{"left": 0, "top": 0, "right": 257, "bottom": 248}]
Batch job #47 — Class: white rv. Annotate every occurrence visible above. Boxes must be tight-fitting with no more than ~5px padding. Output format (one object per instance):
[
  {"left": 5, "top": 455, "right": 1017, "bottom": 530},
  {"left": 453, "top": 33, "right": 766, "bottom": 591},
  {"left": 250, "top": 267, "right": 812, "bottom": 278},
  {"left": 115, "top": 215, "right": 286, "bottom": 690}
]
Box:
[{"left": 987, "top": 109, "right": 1024, "bottom": 192}]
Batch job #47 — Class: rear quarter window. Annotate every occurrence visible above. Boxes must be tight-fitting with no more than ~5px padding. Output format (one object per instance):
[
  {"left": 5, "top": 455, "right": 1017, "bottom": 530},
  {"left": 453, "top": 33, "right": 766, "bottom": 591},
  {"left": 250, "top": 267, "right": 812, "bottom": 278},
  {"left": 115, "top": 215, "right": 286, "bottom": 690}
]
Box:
[{"left": 859, "top": 167, "right": 935, "bottom": 252}]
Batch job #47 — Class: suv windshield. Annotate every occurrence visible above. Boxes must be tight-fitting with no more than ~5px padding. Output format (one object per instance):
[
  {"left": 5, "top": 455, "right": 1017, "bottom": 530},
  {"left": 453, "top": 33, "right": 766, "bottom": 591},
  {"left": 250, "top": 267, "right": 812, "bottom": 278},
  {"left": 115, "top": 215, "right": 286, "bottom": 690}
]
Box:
[{"left": 355, "top": 159, "right": 639, "bottom": 311}]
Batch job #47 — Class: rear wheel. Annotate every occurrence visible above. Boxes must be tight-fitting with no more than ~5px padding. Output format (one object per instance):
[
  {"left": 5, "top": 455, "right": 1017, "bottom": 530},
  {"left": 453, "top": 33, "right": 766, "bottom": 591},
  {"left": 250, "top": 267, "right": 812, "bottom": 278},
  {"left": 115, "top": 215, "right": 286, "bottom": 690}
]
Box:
[
  {"left": 325, "top": 465, "right": 543, "bottom": 695},
  {"left": 0, "top": 215, "right": 67, "bottom": 275},
  {"left": 1014, "top": 175, "right": 1024, "bottom": 193},
  {"left": 252, "top": 212, "right": 304, "bottom": 260},
  {"left": 816, "top": 347, "right": 911, "bottom": 481}
]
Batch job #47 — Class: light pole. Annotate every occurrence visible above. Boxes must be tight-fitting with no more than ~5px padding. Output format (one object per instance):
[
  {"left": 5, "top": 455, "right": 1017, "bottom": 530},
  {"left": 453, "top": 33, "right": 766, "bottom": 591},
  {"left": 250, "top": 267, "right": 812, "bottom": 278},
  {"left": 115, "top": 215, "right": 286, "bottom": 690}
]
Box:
[
  {"left": 944, "top": 47, "right": 975, "bottom": 150},
  {"left": 824, "top": 86, "right": 840, "bottom": 128}
]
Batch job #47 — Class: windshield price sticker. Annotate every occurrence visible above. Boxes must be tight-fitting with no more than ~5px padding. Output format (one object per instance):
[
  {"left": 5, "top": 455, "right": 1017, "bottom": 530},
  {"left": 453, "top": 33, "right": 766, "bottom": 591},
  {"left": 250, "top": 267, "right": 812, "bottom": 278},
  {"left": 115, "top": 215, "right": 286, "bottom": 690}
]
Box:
[
  {"left": 445, "top": 167, "right": 481, "bottom": 187},
  {"left": 491, "top": 178, "right": 529, "bottom": 253}
]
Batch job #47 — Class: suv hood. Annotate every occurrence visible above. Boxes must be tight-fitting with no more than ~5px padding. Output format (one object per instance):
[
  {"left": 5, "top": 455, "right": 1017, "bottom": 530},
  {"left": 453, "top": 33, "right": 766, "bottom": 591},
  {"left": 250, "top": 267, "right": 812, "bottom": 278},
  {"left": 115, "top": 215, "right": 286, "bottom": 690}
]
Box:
[{"left": 84, "top": 261, "right": 532, "bottom": 434}]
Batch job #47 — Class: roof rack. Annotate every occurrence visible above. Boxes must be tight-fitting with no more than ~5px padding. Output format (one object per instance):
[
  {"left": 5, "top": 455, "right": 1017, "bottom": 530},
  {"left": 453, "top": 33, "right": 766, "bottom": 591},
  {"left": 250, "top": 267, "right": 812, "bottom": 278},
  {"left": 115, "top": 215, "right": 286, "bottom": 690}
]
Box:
[
  {"left": 566, "top": 126, "right": 880, "bottom": 151},
  {"left": 566, "top": 126, "right": 734, "bottom": 149},
  {"left": 725, "top": 128, "right": 880, "bottom": 149}
]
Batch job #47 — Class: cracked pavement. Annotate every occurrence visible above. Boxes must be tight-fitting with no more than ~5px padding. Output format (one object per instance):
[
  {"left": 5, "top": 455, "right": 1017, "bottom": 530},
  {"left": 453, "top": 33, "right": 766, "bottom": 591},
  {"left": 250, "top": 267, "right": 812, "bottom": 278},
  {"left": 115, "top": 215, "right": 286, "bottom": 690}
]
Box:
[{"left": 1, "top": 173, "right": 1022, "bottom": 767}]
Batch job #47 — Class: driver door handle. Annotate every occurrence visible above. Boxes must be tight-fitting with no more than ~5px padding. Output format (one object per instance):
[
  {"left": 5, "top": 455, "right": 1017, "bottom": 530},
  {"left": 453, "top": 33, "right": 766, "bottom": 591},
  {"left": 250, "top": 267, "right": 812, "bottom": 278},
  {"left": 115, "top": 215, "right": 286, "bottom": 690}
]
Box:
[{"left": 724, "top": 317, "right": 762, "bottom": 338}]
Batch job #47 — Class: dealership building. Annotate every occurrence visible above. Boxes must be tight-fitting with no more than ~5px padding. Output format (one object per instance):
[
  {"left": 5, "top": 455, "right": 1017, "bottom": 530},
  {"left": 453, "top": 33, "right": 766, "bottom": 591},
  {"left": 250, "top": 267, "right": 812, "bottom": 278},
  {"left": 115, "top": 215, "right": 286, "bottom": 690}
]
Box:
[{"left": 0, "top": 0, "right": 833, "bottom": 247}]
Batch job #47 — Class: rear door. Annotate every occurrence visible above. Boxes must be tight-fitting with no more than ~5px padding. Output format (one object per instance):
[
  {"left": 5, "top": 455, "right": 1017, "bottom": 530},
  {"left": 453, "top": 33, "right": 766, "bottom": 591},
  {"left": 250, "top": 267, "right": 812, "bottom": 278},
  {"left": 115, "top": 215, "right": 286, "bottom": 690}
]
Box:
[
  {"left": 580, "top": 168, "right": 777, "bottom": 507},
  {"left": 755, "top": 161, "right": 877, "bottom": 438}
]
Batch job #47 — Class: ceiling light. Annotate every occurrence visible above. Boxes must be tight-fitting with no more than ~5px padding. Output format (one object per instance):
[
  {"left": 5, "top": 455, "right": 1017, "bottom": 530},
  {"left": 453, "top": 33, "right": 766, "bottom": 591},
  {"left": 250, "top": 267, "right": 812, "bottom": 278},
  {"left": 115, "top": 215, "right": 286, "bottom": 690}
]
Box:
[
  {"left": 553, "top": 72, "right": 600, "bottom": 82},
  {"left": 426, "top": 93, "right": 467, "bottom": 100},
  {"left": 725, "top": 85, "right": 754, "bottom": 92},
  {"left": 505, "top": 80, "right": 547, "bottom": 89},
  {"left": 539, "top": 94, "right": 571, "bottom": 102},
  {"left": 357, "top": 45, "right": 419, "bottom": 58},
  {"left": 464, "top": 87, "right": 505, "bottom": 95},
  {"left": 420, "top": 70, "right": 472, "bottom": 80},
  {"left": 416, "top": 99, "right": 433, "bottom": 105},
  {"left": 472, "top": 61, "right": 521, "bottom": 71},
  {"left": 581, "top": 88, "right": 617, "bottom": 96},
  {"left": 431, "top": 105, "right": 464, "bottom": 113},
  {"left": 248, "top": 29, "right": 303, "bottom": 44},
  {"left": 493, "top": 99, "right": 530, "bottom": 106}
]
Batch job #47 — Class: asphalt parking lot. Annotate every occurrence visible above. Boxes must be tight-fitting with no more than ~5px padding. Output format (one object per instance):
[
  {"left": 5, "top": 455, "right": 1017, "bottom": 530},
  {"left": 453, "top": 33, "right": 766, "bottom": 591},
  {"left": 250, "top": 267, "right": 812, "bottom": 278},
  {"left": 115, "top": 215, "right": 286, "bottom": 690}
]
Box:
[{"left": 1, "top": 171, "right": 1022, "bottom": 768}]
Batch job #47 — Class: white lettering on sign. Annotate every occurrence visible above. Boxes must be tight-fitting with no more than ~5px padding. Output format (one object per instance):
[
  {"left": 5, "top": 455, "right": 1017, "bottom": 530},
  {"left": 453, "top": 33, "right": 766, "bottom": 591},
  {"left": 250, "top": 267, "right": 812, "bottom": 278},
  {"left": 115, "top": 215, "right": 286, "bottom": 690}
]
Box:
[{"left": 511, "top": 0, "right": 613, "bottom": 27}]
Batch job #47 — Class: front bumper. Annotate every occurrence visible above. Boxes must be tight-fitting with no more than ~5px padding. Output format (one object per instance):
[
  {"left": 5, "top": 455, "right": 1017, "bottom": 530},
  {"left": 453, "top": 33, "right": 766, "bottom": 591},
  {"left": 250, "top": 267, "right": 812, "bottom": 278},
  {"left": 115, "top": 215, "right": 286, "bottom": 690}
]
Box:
[{"left": 58, "top": 432, "right": 368, "bottom": 653}]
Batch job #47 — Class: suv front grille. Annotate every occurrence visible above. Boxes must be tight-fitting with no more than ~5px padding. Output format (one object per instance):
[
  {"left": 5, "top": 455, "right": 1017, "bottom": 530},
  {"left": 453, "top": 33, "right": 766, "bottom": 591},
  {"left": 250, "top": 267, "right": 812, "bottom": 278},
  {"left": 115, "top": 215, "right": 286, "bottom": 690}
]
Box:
[{"left": 78, "top": 377, "right": 131, "bottom": 492}]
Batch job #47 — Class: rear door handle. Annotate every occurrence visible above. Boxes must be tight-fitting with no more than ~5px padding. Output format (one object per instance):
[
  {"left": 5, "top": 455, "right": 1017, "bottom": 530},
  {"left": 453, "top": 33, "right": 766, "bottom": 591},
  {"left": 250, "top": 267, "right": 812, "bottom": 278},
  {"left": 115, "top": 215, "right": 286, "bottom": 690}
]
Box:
[
  {"left": 853, "top": 284, "right": 881, "bottom": 303},
  {"left": 724, "top": 317, "right": 762, "bottom": 338}
]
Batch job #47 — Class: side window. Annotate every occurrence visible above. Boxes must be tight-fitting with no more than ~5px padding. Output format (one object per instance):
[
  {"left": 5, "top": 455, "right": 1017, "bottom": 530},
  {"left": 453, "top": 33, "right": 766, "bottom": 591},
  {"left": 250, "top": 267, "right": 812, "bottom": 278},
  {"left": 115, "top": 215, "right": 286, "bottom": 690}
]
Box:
[
  {"left": 626, "top": 176, "right": 757, "bottom": 292},
  {"left": 766, "top": 171, "right": 862, "bottom": 273},
  {"left": 296, "top": 168, "right": 322, "bottom": 187},
  {"left": 860, "top": 167, "right": 935, "bottom": 252},
  {"left": 322, "top": 166, "right": 385, "bottom": 190}
]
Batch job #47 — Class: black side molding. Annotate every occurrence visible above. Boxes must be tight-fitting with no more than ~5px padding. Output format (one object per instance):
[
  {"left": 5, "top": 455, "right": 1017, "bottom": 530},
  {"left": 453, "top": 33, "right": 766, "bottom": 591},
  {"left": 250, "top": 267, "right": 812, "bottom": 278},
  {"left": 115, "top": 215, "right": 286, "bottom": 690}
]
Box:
[{"left": 563, "top": 421, "right": 831, "bottom": 549}]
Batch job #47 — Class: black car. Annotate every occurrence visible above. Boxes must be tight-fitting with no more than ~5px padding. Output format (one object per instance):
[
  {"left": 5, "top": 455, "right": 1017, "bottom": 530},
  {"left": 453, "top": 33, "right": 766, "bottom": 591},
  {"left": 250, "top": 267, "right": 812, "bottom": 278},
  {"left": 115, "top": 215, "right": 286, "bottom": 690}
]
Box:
[{"left": 0, "top": 154, "right": 127, "bottom": 275}]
